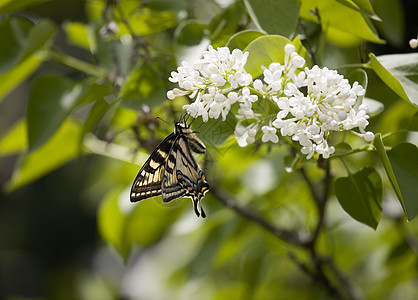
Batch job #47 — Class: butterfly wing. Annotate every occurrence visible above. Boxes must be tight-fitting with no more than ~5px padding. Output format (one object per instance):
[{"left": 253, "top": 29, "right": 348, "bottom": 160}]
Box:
[
  {"left": 173, "top": 136, "right": 210, "bottom": 217},
  {"left": 161, "top": 135, "right": 187, "bottom": 203},
  {"left": 130, "top": 133, "right": 176, "bottom": 202},
  {"left": 131, "top": 121, "right": 209, "bottom": 218}
]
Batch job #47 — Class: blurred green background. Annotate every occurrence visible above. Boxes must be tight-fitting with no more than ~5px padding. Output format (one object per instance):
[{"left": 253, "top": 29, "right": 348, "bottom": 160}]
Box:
[{"left": 1, "top": 0, "right": 418, "bottom": 299}]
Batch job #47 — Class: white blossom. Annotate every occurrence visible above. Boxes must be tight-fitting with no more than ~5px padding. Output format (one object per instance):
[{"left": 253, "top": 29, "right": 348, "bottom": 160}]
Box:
[
  {"left": 167, "top": 45, "right": 254, "bottom": 123},
  {"left": 235, "top": 123, "right": 257, "bottom": 147},
  {"left": 168, "top": 43, "right": 374, "bottom": 158},
  {"left": 238, "top": 87, "right": 258, "bottom": 104},
  {"left": 261, "top": 126, "right": 279, "bottom": 143},
  {"left": 409, "top": 37, "right": 418, "bottom": 49}
]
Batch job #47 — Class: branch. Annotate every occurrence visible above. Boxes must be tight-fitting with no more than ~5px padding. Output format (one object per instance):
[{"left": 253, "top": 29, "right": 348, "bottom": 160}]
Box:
[
  {"left": 326, "top": 257, "right": 364, "bottom": 300},
  {"left": 300, "top": 161, "right": 331, "bottom": 246},
  {"left": 46, "top": 50, "right": 106, "bottom": 79},
  {"left": 211, "top": 186, "right": 306, "bottom": 247},
  {"left": 308, "top": 249, "right": 343, "bottom": 299}
]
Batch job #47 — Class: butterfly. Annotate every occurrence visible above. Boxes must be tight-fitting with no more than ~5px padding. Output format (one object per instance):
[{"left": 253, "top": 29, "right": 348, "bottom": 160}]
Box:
[{"left": 130, "top": 121, "right": 210, "bottom": 217}]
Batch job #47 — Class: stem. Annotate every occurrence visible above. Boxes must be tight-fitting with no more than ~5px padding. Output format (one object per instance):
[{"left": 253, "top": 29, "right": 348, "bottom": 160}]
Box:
[
  {"left": 308, "top": 248, "right": 342, "bottom": 298},
  {"left": 211, "top": 186, "right": 306, "bottom": 247},
  {"left": 298, "top": 20, "right": 317, "bottom": 66},
  {"left": 211, "top": 179, "right": 363, "bottom": 299},
  {"left": 326, "top": 257, "right": 364, "bottom": 300},
  {"left": 336, "top": 63, "right": 368, "bottom": 70},
  {"left": 46, "top": 50, "right": 106, "bottom": 79}
]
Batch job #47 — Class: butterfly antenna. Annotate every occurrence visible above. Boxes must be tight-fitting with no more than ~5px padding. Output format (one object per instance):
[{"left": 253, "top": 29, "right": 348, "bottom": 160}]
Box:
[
  {"left": 155, "top": 116, "right": 169, "bottom": 125},
  {"left": 179, "top": 112, "right": 188, "bottom": 124}
]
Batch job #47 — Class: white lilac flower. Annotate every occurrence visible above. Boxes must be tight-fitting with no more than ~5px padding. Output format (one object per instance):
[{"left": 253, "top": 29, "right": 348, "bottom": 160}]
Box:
[
  {"left": 272, "top": 60, "right": 372, "bottom": 158},
  {"left": 235, "top": 123, "right": 258, "bottom": 147},
  {"left": 237, "top": 101, "right": 257, "bottom": 119},
  {"left": 169, "top": 43, "right": 374, "bottom": 159},
  {"left": 167, "top": 45, "right": 253, "bottom": 122},
  {"left": 409, "top": 37, "right": 418, "bottom": 49},
  {"left": 261, "top": 125, "right": 279, "bottom": 143},
  {"left": 238, "top": 87, "right": 258, "bottom": 104}
]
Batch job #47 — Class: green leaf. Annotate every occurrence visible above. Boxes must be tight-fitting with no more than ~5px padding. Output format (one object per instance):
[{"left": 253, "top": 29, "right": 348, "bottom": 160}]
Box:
[
  {"left": 0, "top": 52, "right": 44, "bottom": 103},
  {"left": 226, "top": 30, "right": 266, "bottom": 51},
  {"left": 119, "top": 7, "right": 177, "bottom": 35},
  {"left": 363, "top": 97, "right": 384, "bottom": 117},
  {"left": 351, "top": 0, "right": 378, "bottom": 16},
  {"left": 4, "top": 119, "right": 82, "bottom": 192},
  {"left": 369, "top": 53, "right": 418, "bottom": 107},
  {"left": 0, "top": 18, "right": 56, "bottom": 103},
  {"left": 408, "top": 112, "right": 418, "bottom": 131},
  {"left": 120, "top": 63, "right": 166, "bottom": 109},
  {"left": 377, "top": 101, "right": 416, "bottom": 147},
  {"left": 21, "top": 19, "right": 56, "bottom": 60},
  {"left": 300, "top": 0, "right": 384, "bottom": 45},
  {"left": 387, "top": 143, "right": 418, "bottom": 221},
  {"left": 373, "top": 133, "right": 406, "bottom": 213},
  {"left": 98, "top": 186, "right": 131, "bottom": 259},
  {"left": 347, "top": 68, "right": 368, "bottom": 109},
  {"left": 291, "top": 35, "right": 312, "bottom": 67},
  {"left": 27, "top": 74, "right": 83, "bottom": 151},
  {"left": 0, "top": 119, "right": 27, "bottom": 157},
  {"left": 125, "top": 198, "right": 183, "bottom": 247},
  {"left": 335, "top": 167, "right": 382, "bottom": 229},
  {"left": 372, "top": 0, "right": 404, "bottom": 47},
  {"left": 63, "top": 22, "right": 97, "bottom": 54},
  {"left": 244, "top": 35, "right": 308, "bottom": 78},
  {"left": 98, "top": 184, "right": 183, "bottom": 260},
  {"left": 334, "top": 142, "right": 352, "bottom": 156},
  {"left": 244, "top": 0, "right": 301, "bottom": 37},
  {"left": 0, "top": 17, "right": 31, "bottom": 72},
  {"left": 80, "top": 97, "right": 114, "bottom": 150},
  {"left": 208, "top": 3, "right": 243, "bottom": 48},
  {"left": 174, "top": 20, "right": 210, "bottom": 64},
  {"left": 0, "top": 0, "right": 49, "bottom": 13},
  {"left": 195, "top": 113, "right": 237, "bottom": 147}
]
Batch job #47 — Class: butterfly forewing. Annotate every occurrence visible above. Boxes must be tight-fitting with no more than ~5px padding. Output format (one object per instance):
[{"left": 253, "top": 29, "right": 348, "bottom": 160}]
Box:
[{"left": 130, "top": 133, "right": 175, "bottom": 202}]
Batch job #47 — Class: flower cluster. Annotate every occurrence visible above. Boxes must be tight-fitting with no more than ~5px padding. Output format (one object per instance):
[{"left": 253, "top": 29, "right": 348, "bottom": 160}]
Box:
[
  {"left": 167, "top": 44, "right": 374, "bottom": 159},
  {"left": 167, "top": 46, "right": 251, "bottom": 122}
]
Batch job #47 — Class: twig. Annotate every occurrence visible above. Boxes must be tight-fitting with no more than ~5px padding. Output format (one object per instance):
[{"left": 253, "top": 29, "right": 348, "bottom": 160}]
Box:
[
  {"left": 211, "top": 186, "right": 306, "bottom": 247},
  {"left": 298, "top": 20, "right": 317, "bottom": 66},
  {"left": 211, "top": 164, "right": 362, "bottom": 299},
  {"left": 326, "top": 256, "right": 364, "bottom": 300}
]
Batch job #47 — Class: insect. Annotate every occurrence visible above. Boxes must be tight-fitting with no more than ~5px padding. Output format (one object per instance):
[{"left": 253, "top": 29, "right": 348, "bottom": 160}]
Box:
[{"left": 130, "top": 121, "right": 210, "bottom": 217}]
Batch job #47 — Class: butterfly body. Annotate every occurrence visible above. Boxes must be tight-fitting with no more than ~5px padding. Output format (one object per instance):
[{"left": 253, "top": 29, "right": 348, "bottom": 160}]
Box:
[{"left": 130, "top": 122, "right": 209, "bottom": 217}]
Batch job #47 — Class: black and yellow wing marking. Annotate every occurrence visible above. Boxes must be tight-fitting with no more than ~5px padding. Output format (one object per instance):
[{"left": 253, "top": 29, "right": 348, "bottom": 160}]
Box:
[
  {"left": 174, "top": 136, "right": 210, "bottom": 217},
  {"left": 130, "top": 121, "right": 210, "bottom": 217},
  {"left": 160, "top": 137, "right": 187, "bottom": 203},
  {"left": 130, "top": 133, "right": 176, "bottom": 202}
]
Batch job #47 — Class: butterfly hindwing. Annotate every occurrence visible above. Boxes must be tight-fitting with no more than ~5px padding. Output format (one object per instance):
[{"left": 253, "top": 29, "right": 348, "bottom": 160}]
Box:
[{"left": 175, "top": 136, "right": 209, "bottom": 217}]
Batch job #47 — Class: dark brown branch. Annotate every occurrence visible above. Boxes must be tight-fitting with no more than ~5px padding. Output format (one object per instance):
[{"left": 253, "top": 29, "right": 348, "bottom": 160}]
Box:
[
  {"left": 299, "top": 167, "right": 322, "bottom": 204},
  {"left": 298, "top": 20, "right": 318, "bottom": 66},
  {"left": 211, "top": 186, "right": 306, "bottom": 247},
  {"left": 287, "top": 250, "right": 315, "bottom": 277},
  {"left": 326, "top": 257, "right": 364, "bottom": 300},
  {"left": 300, "top": 160, "right": 332, "bottom": 246},
  {"left": 212, "top": 183, "right": 362, "bottom": 300}
]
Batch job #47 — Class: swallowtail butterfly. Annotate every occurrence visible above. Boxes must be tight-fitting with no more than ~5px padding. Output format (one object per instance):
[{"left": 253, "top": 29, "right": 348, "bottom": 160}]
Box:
[{"left": 130, "top": 122, "right": 209, "bottom": 217}]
